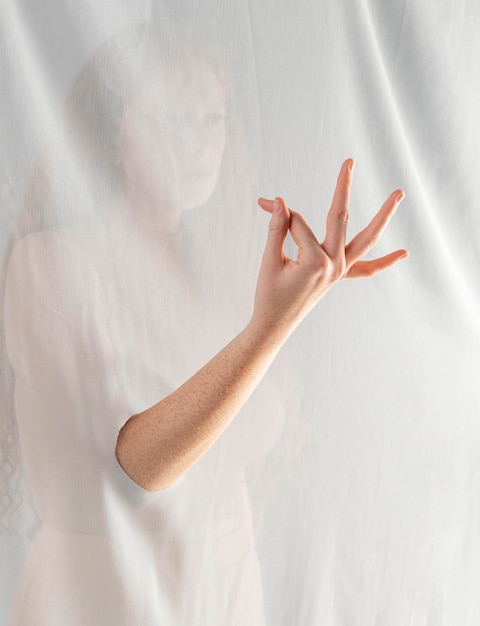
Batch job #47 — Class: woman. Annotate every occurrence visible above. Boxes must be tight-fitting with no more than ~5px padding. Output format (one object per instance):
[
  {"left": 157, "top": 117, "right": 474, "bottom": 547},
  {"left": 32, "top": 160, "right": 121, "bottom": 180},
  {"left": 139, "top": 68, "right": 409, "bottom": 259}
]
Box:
[{"left": 2, "top": 22, "right": 407, "bottom": 625}]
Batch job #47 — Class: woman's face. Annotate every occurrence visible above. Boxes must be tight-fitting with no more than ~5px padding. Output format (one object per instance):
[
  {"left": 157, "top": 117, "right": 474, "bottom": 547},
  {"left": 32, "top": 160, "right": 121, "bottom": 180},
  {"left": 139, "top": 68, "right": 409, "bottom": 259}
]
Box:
[{"left": 118, "top": 58, "right": 227, "bottom": 218}]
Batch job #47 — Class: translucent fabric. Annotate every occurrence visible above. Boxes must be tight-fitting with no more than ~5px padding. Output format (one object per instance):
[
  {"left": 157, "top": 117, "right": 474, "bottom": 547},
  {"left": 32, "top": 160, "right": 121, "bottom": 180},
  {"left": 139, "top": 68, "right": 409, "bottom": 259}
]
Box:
[{"left": 1, "top": 1, "right": 480, "bottom": 624}]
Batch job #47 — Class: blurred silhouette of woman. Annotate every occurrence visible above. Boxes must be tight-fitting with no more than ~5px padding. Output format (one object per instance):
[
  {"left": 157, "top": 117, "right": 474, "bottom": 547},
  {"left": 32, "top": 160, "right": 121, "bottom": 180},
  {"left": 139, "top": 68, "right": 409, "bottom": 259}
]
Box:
[{"left": 1, "top": 21, "right": 407, "bottom": 626}]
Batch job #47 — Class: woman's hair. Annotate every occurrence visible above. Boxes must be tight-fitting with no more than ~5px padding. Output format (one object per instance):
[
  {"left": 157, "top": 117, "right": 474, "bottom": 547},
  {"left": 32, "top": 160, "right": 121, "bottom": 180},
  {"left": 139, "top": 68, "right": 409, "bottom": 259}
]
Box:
[{"left": 0, "top": 20, "right": 310, "bottom": 534}]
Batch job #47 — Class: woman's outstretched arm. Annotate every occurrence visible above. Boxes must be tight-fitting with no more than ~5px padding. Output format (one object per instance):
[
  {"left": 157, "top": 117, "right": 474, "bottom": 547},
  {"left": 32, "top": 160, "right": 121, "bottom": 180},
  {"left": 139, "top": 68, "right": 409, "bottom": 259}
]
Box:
[{"left": 115, "top": 159, "right": 408, "bottom": 490}]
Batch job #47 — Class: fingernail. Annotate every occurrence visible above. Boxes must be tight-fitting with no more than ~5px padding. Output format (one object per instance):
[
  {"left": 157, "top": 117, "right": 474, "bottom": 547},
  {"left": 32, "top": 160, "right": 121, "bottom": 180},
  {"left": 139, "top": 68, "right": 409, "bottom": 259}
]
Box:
[
  {"left": 348, "top": 159, "right": 355, "bottom": 172},
  {"left": 401, "top": 251, "right": 409, "bottom": 260},
  {"left": 273, "top": 198, "right": 282, "bottom": 213},
  {"left": 396, "top": 191, "right": 405, "bottom": 203}
]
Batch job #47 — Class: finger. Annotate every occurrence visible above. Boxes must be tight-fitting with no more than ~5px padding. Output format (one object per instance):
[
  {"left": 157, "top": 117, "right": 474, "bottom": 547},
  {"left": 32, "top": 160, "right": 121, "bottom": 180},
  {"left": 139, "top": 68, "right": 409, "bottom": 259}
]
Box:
[
  {"left": 344, "top": 249, "right": 409, "bottom": 279},
  {"left": 288, "top": 211, "right": 323, "bottom": 259},
  {"left": 345, "top": 190, "right": 405, "bottom": 266},
  {"left": 259, "top": 197, "right": 291, "bottom": 266},
  {"left": 259, "top": 197, "right": 320, "bottom": 252},
  {"left": 323, "top": 159, "right": 354, "bottom": 259},
  {"left": 257, "top": 197, "right": 275, "bottom": 214}
]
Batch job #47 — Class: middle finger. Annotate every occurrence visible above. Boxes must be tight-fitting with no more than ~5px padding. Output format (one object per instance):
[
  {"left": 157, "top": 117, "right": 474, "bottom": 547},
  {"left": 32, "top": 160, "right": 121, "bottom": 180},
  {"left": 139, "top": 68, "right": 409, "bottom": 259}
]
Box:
[{"left": 322, "top": 159, "right": 354, "bottom": 259}]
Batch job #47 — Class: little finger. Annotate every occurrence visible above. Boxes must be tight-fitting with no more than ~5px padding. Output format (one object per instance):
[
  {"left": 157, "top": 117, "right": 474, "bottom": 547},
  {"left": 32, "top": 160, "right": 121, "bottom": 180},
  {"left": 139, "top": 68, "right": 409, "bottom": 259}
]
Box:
[{"left": 345, "top": 249, "right": 409, "bottom": 279}]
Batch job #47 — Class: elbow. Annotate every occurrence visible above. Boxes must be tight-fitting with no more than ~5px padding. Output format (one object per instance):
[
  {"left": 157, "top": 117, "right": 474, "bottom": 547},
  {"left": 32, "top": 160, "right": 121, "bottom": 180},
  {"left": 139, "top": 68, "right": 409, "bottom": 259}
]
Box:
[{"left": 115, "top": 422, "right": 181, "bottom": 492}]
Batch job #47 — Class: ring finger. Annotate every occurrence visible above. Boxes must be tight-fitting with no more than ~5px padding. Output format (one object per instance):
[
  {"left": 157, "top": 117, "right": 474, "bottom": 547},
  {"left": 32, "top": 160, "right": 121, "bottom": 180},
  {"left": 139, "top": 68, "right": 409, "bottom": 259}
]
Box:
[{"left": 344, "top": 189, "right": 404, "bottom": 268}]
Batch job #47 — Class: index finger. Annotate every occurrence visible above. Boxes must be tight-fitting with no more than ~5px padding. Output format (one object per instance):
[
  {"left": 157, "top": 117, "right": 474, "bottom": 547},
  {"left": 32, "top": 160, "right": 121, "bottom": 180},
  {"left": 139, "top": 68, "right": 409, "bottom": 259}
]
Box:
[
  {"left": 258, "top": 198, "right": 323, "bottom": 259},
  {"left": 259, "top": 197, "right": 321, "bottom": 251}
]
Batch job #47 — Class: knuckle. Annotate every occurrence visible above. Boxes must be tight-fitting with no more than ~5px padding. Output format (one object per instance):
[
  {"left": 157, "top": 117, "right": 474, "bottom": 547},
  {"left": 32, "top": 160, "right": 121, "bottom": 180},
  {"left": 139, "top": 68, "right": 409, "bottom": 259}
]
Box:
[
  {"left": 317, "top": 256, "right": 344, "bottom": 282},
  {"left": 331, "top": 259, "right": 347, "bottom": 281},
  {"left": 333, "top": 267, "right": 345, "bottom": 282},
  {"left": 337, "top": 210, "right": 349, "bottom": 224}
]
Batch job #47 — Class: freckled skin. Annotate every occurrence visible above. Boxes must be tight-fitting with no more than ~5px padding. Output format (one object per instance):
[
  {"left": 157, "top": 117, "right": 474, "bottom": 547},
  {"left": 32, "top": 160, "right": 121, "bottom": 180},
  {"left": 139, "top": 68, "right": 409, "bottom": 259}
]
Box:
[{"left": 115, "top": 159, "right": 408, "bottom": 490}]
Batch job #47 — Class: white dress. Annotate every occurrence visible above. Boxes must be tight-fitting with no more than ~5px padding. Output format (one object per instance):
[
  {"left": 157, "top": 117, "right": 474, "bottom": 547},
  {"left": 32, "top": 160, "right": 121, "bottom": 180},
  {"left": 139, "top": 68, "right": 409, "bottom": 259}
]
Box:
[{"left": 4, "top": 217, "right": 286, "bottom": 625}]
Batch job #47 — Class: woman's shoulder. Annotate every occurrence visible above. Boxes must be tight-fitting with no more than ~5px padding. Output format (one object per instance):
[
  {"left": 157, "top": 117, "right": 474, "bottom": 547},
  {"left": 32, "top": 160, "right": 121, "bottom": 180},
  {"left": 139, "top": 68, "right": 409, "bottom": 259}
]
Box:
[
  {"left": 8, "top": 227, "right": 102, "bottom": 282},
  {"left": 6, "top": 227, "right": 108, "bottom": 322},
  {"left": 10, "top": 227, "right": 96, "bottom": 263}
]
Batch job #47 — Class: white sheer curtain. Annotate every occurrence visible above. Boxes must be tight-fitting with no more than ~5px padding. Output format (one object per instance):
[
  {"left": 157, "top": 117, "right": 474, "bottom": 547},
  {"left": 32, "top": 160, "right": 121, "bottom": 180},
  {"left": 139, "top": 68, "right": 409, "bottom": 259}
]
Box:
[{"left": 1, "top": 1, "right": 480, "bottom": 624}]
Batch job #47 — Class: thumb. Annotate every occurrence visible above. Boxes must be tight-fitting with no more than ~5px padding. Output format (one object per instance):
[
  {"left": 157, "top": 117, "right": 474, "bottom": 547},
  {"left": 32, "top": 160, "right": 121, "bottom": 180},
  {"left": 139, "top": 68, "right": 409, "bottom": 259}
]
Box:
[{"left": 263, "top": 197, "right": 290, "bottom": 264}]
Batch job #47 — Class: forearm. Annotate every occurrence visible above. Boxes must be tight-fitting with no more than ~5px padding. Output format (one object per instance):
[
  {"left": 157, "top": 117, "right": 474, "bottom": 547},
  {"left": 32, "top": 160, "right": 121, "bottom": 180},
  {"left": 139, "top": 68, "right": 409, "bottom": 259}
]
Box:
[
  {"left": 115, "top": 163, "right": 407, "bottom": 491},
  {"left": 115, "top": 316, "right": 293, "bottom": 491}
]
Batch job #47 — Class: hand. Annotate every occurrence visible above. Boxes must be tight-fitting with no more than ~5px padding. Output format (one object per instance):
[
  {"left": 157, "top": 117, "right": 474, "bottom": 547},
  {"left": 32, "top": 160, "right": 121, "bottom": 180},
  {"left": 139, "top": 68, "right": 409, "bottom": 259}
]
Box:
[{"left": 251, "top": 159, "right": 408, "bottom": 334}]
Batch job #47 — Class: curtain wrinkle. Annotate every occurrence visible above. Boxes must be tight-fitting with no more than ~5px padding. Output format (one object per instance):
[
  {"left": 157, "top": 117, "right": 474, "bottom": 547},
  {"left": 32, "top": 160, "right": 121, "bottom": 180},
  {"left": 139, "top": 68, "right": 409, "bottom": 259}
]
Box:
[
  {"left": 351, "top": 0, "right": 480, "bottom": 337},
  {"left": 2, "top": 2, "right": 480, "bottom": 625}
]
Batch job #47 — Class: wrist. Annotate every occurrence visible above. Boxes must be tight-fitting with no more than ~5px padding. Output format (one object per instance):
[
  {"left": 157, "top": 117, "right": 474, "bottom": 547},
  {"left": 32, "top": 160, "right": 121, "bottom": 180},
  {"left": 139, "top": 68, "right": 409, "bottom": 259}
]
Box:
[{"left": 245, "top": 309, "right": 297, "bottom": 352}]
